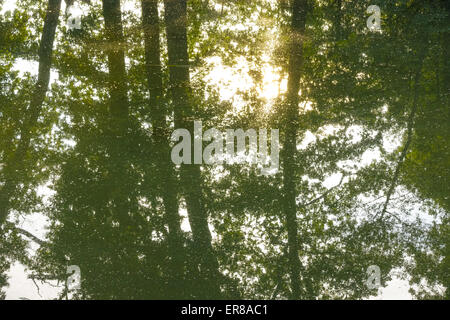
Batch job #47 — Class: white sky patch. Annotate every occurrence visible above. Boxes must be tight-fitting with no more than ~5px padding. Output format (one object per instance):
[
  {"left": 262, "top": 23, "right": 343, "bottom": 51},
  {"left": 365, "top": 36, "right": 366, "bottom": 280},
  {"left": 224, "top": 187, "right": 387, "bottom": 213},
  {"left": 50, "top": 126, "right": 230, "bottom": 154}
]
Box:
[
  {"left": 179, "top": 207, "right": 191, "bottom": 233},
  {"left": 205, "top": 56, "right": 254, "bottom": 106},
  {"left": 5, "top": 183, "right": 61, "bottom": 300},
  {"left": 323, "top": 172, "right": 343, "bottom": 189},
  {"left": 257, "top": 54, "right": 287, "bottom": 103},
  {"left": 122, "top": 0, "right": 138, "bottom": 12},
  {"left": 12, "top": 59, "right": 38, "bottom": 76},
  {"left": 6, "top": 263, "right": 63, "bottom": 300},
  {"left": 383, "top": 129, "right": 404, "bottom": 153},
  {"left": 298, "top": 130, "right": 316, "bottom": 150},
  {"left": 361, "top": 148, "right": 381, "bottom": 166},
  {"left": 205, "top": 54, "right": 287, "bottom": 111},
  {"left": 368, "top": 278, "right": 412, "bottom": 300},
  {"left": 346, "top": 125, "right": 363, "bottom": 144},
  {"left": 0, "top": 0, "right": 16, "bottom": 14},
  {"left": 66, "top": 4, "right": 84, "bottom": 18}
]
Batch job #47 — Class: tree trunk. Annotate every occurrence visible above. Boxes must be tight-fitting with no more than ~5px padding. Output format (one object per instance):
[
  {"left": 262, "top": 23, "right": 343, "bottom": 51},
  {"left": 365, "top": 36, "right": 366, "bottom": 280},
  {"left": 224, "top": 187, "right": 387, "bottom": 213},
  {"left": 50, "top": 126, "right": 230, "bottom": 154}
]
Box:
[
  {"left": 102, "top": 0, "right": 128, "bottom": 129},
  {"left": 0, "top": 0, "right": 62, "bottom": 226},
  {"left": 101, "top": 0, "right": 130, "bottom": 228},
  {"left": 163, "top": 0, "right": 221, "bottom": 298},
  {"left": 281, "top": 0, "right": 308, "bottom": 300},
  {"left": 141, "top": 0, "right": 185, "bottom": 298}
]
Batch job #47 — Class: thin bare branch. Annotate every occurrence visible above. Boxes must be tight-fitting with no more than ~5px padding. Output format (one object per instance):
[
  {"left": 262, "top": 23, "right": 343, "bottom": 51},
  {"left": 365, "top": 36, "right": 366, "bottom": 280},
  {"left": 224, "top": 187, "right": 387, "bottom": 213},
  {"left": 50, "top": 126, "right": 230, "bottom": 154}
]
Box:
[
  {"left": 303, "top": 174, "right": 345, "bottom": 207},
  {"left": 380, "top": 64, "right": 423, "bottom": 219},
  {"left": 15, "top": 228, "right": 48, "bottom": 246}
]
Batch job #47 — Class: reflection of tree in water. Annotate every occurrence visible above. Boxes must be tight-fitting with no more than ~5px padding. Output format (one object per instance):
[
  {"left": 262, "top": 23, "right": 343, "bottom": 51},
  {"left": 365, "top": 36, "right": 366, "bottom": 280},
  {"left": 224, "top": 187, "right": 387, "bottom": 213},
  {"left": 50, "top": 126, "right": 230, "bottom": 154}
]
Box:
[{"left": 0, "top": 0, "right": 448, "bottom": 299}]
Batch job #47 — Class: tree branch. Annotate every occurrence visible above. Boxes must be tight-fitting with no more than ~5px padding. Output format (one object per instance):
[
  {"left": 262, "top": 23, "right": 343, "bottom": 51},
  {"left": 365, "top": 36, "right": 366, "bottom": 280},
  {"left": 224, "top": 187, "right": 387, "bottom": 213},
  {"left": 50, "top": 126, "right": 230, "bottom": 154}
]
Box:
[
  {"left": 15, "top": 227, "right": 48, "bottom": 246},
  {"left": 380, "top": 65, "right": 422, "bottom": 219},
  {"left": 303, "top": 174, "right": 345, "bottom": 207}
]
